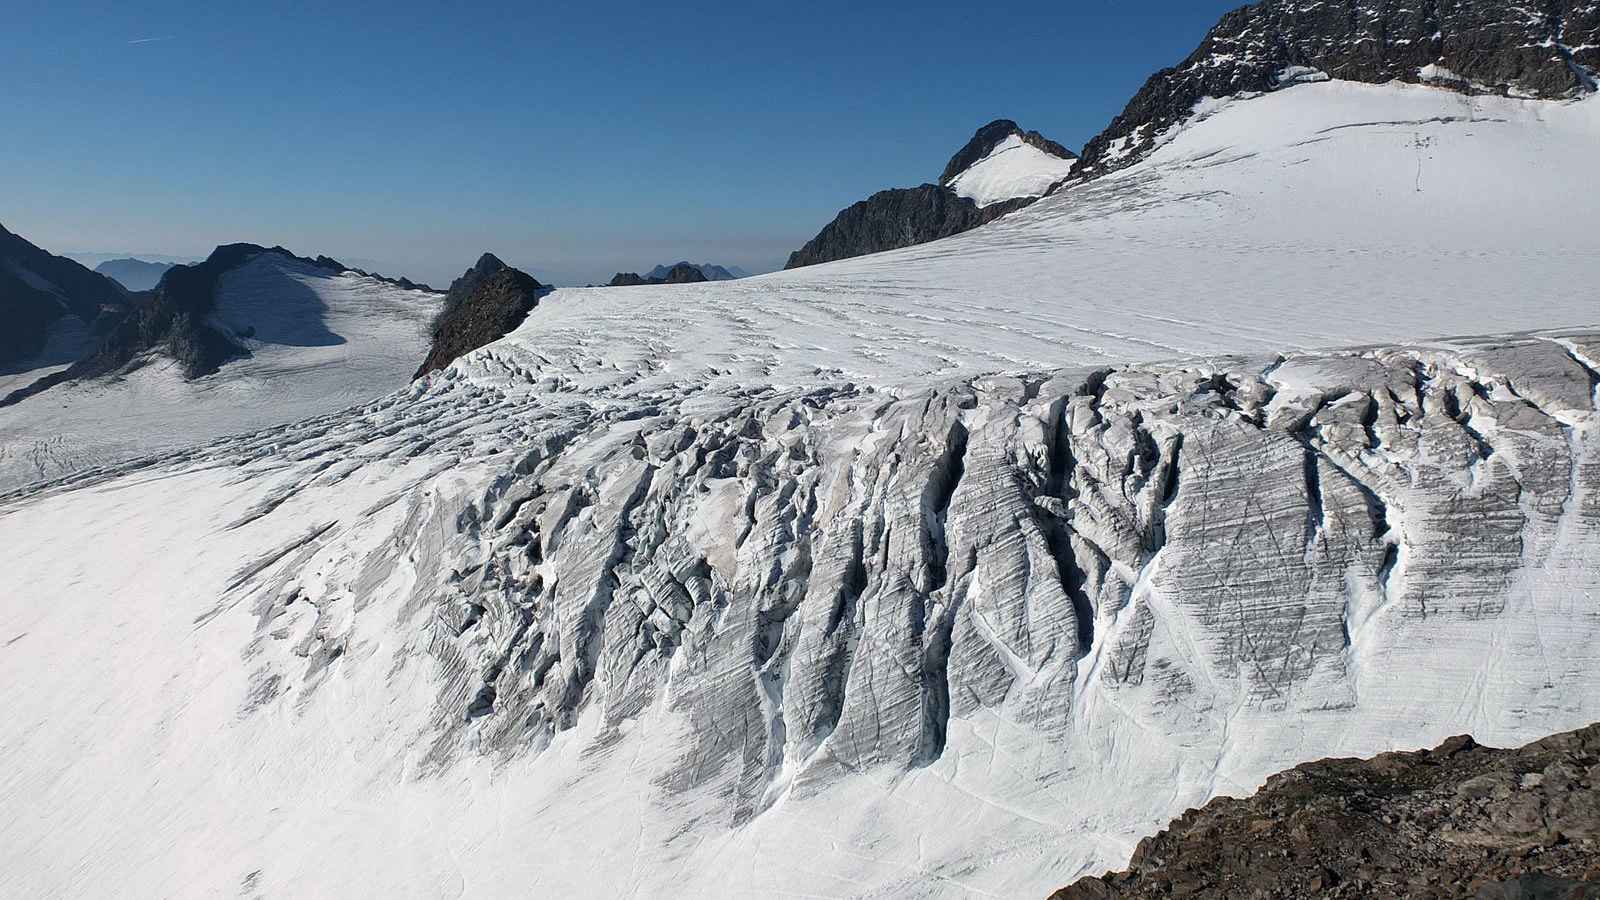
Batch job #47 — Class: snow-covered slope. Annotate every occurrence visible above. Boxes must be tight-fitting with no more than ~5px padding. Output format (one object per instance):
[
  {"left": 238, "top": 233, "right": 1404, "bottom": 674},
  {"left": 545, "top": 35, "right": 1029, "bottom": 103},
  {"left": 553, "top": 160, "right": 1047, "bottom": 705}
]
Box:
[
  {"left": 2, "top": 81, "right": 1599, "bottom": 900},
  {"left": 0, "top": 252, "right": 439, "bottom": 490},
  {"left": 946, "top": 133, "right": 1078, "bottom": 207},
  {"left": 579, "top": 82, "right": 1597, "bottom": 388}
]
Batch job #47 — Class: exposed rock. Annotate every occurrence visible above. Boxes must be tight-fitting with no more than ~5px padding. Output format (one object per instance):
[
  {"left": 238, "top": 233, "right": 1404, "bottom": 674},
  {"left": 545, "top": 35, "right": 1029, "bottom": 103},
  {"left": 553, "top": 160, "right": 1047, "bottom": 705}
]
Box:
[
  {"left": 3, "top": 242, "right": 437, "bottom": 407},
  {"left": 786, "top": 119, "right": 1070, "bottom": 269},
  {"left": 646, "top": 261, "right": 742, "bottom": 281},
  {"left": 607, "top": 262, "right": 710, "bottom": 287},
  {"left": 0, "top": 223, "right": 129, "bottom": 371},
  {"left": 785, "top": 185, "right": 1032, "bottom": 269},
  {"left": 938, "top": 118, "right": 1075, "bottom": 186},
  {"left": 3, "top": 244, "right": 283, "bottom": 406},
  {"left": 1077, "top": 0, "right": 1600, "bottom": 178},
  {"left": 1051, "top": 724, "right": 1600, "bottom": 899},
  {"left": 414, "top": 253, "right": 546, "bottom": 378},
  {"left": 308, "top": 254, "right": 434, "bottom": 292}
]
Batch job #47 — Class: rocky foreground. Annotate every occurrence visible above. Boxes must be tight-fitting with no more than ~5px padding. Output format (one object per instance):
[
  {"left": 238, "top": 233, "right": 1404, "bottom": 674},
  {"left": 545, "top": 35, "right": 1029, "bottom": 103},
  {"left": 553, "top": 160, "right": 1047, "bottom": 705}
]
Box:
[{"left": 1052, "top": 724, "right": 1600, "bottom": 899}]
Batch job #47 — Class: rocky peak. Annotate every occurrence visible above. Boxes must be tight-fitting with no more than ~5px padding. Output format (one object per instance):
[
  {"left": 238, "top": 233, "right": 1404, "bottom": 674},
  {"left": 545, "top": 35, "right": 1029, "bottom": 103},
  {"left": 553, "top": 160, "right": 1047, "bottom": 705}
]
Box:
[
  {"left": 414, "top": 253, "right": 546, "bottom": 378},
  {"left": 646, "top": 261, "right": 742, "bottom": 282},
  {"left": 787, "top": 118, "right": 1074, "bottom": 270},
  {"left": 939, "top": 119, "right": 1076, "bottom": 186},
  {"left": 1077, "top": 0, "right": 1600, "bottom": 178},
  {"left": 467, "top": 252, "right": 507, "bottom": 279},
  {"left": 440, "top": 252, "right": 510, "bottom": 303},
  {"left": 606, "top": 262, "right": 709, "bottom": 287},
  {"left": 657, "top": 262, "right": 709, "bottom": 284}
]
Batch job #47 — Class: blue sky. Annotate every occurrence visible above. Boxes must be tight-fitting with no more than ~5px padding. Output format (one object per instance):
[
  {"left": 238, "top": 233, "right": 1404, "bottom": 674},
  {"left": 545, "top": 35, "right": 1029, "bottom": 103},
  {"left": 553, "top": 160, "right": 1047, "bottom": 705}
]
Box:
[{"left": 1, "top": 1, "right": 1239, "bottom": 286}]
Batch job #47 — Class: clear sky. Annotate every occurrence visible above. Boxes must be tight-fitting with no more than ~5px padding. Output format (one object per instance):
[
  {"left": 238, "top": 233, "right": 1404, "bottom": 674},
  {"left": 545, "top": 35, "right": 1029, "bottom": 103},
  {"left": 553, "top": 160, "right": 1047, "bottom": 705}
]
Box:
[{"left": 1, "top": 1, "right": 1240, "bottom": 286}]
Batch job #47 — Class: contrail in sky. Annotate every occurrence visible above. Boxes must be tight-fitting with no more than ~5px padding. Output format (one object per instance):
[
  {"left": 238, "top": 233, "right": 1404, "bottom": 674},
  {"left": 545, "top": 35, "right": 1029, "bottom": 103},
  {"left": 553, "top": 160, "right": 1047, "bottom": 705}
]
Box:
[{"left": 127, "top": 36, "right": 175, "bottom": 45}]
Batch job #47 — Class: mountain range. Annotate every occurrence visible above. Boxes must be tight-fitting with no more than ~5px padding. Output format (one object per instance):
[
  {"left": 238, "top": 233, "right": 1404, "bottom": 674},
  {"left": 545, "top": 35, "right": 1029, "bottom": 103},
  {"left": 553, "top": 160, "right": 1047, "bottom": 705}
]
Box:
[
  {"left": 648, "top": 261, "right": 745, "bottom": 281},
  {"left": 1, "top": 0, "right": 1598, "bottom": 896},
  {"left": 0, "top": 243, "right": 441, "bottom": 489},
  {"left": 607, "top": 261, "right": 748, "bottom": 286},
  {"left": 93, "top": 257, "right": 175, "bottom": 291}
]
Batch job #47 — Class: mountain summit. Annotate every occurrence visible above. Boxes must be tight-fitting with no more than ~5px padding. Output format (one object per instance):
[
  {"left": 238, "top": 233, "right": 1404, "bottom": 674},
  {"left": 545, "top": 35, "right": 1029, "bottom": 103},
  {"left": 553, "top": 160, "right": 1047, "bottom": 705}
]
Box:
[
  {"left": 785, "top": 118, "right": 1074, "bottom": 268},
  {"left": 415, "top": 253, "right": 547, "bottom": 378},
  {"left": 938, "top": 118, "right": 1076, "bottom": 186},
  {"left": 646, "top": 262, "right": 743, "bottom": 281},
  {"left": 607, "top": 262, "right": 710, "bottom": 287}
]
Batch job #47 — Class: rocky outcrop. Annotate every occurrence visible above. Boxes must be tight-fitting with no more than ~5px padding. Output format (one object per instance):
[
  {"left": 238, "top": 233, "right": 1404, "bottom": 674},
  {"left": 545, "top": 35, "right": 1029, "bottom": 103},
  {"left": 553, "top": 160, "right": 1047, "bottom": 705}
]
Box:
[
  {"left": 414, "top": 253, "right": 546, "bottom": 378},
  {"left": 607, "top": 262, "right": 710, "bottom": 287},
  {"left": 784, "top": 186, "right": 989, "bottom": 269},
  {"left": 1077, "top": 0, "right": 1600, "bottom": 178},
  {"left": 93, "top": 257, "right": 175, "bottom": 292},
  {"left": 786, "top": 119, "right": 1072, "bottom": 269},
  {"left": 937, "top": 118, "right": 1075, "bottom": 185},
  {"left": 1052, "top": 724, "right": 1600, "bottom": 899},
  {"left": 0, "top": 224, "right": 129, "bottom": 371},
  {"left": 785, "top": 185, "right": 1039, "bottom": 269},
  {"left": 309, "top": 255, "right": 433, "bottom": 292}
]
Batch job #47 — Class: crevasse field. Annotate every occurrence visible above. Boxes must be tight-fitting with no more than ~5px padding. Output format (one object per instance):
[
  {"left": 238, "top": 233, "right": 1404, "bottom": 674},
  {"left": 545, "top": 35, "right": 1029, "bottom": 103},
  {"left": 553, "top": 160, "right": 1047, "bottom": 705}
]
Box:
[{"left": 2, "top": 81, "right": 1598, "bottom": 899}]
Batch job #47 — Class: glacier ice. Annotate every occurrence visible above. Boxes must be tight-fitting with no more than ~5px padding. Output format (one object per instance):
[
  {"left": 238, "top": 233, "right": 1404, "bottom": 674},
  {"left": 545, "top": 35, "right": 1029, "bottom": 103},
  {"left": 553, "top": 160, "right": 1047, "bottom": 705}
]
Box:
[{"left": 1, "top": 81, "right": 1598, "bottom": 898}]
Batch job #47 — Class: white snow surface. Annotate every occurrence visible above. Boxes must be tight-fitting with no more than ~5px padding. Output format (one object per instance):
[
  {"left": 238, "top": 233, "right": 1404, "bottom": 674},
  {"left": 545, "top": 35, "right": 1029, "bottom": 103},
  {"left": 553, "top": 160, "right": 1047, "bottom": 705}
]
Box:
[
  {"left": 945, "top": 133, "right": 1078, "bottom": 207},
  {"left": 520, "top": 82, "right": 1597, "bottom": 394},
  {"left": 2, "top": 82, "right": 1599, "bottom": 900},
  {"left": 0, "top": 253, "right": 439, "bottom": 490}
]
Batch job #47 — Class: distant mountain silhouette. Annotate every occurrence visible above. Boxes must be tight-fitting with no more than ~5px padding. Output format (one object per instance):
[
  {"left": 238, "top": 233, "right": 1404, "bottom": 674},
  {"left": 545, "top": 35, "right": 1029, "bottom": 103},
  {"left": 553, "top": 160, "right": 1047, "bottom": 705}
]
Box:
[
  {"left": 645, "top": 262, "right": 744, "bottom": 282},
  {"left": 608, "top": 262, "right": 711, "bottom": 287},
  {"left": 94, "top": 257, "right": 175, "bottom": 291}
]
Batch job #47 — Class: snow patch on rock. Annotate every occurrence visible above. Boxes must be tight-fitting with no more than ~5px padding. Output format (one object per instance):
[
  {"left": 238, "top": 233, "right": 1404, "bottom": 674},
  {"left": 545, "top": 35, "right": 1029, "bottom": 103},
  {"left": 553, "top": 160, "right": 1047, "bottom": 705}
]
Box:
[{"left": 947, "top": 134, "right": 1078, "bottom": 207}]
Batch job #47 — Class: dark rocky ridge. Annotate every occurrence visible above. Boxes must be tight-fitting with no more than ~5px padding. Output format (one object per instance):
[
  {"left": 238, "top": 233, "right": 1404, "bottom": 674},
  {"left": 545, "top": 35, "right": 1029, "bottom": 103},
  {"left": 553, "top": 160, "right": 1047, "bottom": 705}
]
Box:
[
  {"left": 1076, "top": 0, "right": 1600, "bottom": 178},
  {"left": 1052, "top": 724, "right": 1600, "bottom": 900},
  {"left": 2, "top": 243, "right": 434, "bottom": 407},
  {"left": 1, "top": 223, "right": 130, "bottom": 370},
  {"left": 414, "top": 253, "right": 547, "bottom": 378},
  {"left": 607, "top": 262, "right": 710, "bottom": 287},
  {"left": 646, "top": 261, "right": 741, "bottom": 281},
  {"left": 938, "top": 118, "right": 1076, "bottom": 185},
  {"left": 785, "top": 186, "right": 1035, "bottom": 270},
  {"left": 785, "top": 119, "right": 1070, "bottom": 269}
]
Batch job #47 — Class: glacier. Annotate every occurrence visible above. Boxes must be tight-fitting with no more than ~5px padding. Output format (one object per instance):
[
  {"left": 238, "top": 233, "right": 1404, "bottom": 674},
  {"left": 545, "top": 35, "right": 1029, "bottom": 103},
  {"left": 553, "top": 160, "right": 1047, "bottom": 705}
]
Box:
[
  {"left": 2, "top": 81, "right": 1599, "bottom": 898},
  {"left": 0, "top": 252, "right": 440, "bottom": 491}
]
